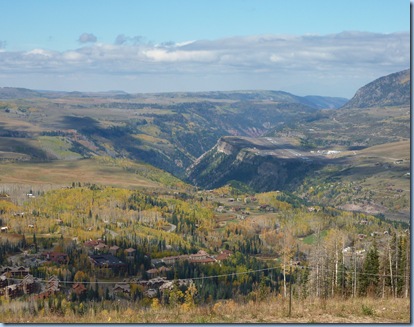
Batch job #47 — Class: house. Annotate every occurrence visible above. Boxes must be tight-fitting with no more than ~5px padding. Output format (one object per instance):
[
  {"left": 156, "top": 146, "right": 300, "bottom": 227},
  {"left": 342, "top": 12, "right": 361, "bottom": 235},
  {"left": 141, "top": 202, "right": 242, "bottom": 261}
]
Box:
[
  {"left": 190, "top": 257, "right": 216, "bottom": 264},
  {"left": 89, "top": 254, "right": 126, "bottom": 270},
  {"left": 47, "top": 275, "right": 60, "bottom": 293},
  {"left": 159, "top": 279, "right": 193, "bottom": 292},
  {"left": 34, "top": 276, "right": 60, "bottom": 301},
  {"left": 146, "top": 268, "right": 159, "bottom": 279},
  {"left": 124, "top": 248, "right": 136, "bottom": 259},
  {"left": 8, "top": 266, "right": 30, "bottom": 277},
  {"left": 157, "top": 266, "right": 170, "bottom": 276},
  {"left": 72, "top": 283, "right": 87, "bottom": 296},
  {"left": 189, "top": 250, "right": 209, "bottom": 261},
  {"left": 109, "top": 245, "right": 120, "bottom": 255},
  {"left": 161, "top": 255, "right": 181, "bottom": 265},
  {"left": 113, "top": 283, "right": 130, "bottom": 294},
  {"left": 94, "top": 243, "right": 108, "bottom": 252},
  {"left": 147, "top": 277, "right": 167, "bottom": 289},
  {"left": 84, "top": 239, "right": 105, "bottom": 248},
  {"left": 0, "top": 226, "right": 8, "bottom": 232},
  {"left": 189, "top": 250, "right": 216, "bottom": 264},
  {"left": 215, "top": 250, "right": 232, "bottom": 262},
  {"left": 5, "top": 284, "right": 19, "bottom": 299},
  {"left": 21, "top": 274, "right": 36, "bottom": 294},
  {"left": 0, "top": 273, "right": 8, "bottom": 288},
  {"left": 34, "top": 276, "right": 60, "bottom": 300},
  {"left": 43, "top": 252, "right": 69, "bottom": 264}
]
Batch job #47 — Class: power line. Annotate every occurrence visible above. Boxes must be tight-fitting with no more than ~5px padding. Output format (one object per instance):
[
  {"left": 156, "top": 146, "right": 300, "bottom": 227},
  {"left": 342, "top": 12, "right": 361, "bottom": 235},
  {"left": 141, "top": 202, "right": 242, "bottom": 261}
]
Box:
[{"left": 6, "top": 262, "right": 407, "bottom": 286}]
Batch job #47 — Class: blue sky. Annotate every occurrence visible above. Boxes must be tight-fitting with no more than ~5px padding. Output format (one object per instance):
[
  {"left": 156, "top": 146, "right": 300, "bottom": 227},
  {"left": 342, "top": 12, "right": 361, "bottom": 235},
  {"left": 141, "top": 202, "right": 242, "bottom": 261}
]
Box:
[{"left": 0, "top": 0, "right": 410, "bottom": 97}]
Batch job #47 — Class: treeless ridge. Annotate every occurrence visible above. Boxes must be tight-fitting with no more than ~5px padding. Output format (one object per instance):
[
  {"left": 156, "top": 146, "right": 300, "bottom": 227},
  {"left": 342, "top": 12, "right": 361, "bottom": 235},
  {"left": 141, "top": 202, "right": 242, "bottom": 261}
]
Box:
[{"left": 0, "top": 159, "right": 159, "bottom": 189}]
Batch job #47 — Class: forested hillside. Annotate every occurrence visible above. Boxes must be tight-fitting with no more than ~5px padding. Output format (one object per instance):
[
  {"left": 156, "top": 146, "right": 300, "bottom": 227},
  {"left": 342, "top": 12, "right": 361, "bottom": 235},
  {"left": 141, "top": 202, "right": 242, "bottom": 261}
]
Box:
[{"left": 0, "top": 181, "right": 409, "bottom": 322}]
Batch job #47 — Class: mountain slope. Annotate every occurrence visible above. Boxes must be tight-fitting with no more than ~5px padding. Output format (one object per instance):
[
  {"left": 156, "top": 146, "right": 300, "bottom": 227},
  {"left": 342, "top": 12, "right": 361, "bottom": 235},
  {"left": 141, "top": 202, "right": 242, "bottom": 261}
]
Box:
[
  {"left": 186, "top": 136, "right": 323, "bottom": 191},
  {"left": 186, "top": 70, "right": 410, "bottom": 220},
  {"left": 0, "top": 89, "right": 346, "bottom": 178},
  {"left": 341, "top": 69, "right": 410, "bottom": 109}
]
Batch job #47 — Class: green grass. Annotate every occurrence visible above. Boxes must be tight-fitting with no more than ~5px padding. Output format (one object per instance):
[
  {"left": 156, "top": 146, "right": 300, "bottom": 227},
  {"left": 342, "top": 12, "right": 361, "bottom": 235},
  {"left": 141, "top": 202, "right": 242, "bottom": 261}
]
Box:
[
  {"left": 38, "top": 136, "right": 82, "bottom": 160},
  {"left": 302, "top": 230, "right": 328, "bottom": 245}
]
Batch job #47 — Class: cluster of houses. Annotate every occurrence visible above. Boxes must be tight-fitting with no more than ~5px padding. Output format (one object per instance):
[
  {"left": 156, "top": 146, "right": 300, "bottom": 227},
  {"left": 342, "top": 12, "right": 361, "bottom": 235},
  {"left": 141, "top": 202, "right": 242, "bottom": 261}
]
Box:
[
  {"left": 151, "top": 249, "right": 232, "bottom": 267},
  {"left": 0, "top": 232, "right": 232, "bottom": 301},
  {"left": 84, "top": 239, "right": 136, "bottom": 258},
  {"left": 0, "top": 273, "right": 38, "bottom": 299},
  {"left": 112, "top": 277, "right": 194, "bottom": 299},
  {"left": 0, "top": 266, "right": 34, "bottom": 299},
  {"left": 0, "top": 266, "right": 60, "bottom": 300}
]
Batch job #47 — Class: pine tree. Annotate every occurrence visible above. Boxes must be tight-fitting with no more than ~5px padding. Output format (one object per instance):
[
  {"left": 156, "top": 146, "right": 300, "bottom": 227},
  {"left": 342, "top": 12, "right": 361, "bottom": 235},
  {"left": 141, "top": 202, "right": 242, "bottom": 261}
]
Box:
[{"left": 359, "top": 243, "right": 379, "bottom": 296}]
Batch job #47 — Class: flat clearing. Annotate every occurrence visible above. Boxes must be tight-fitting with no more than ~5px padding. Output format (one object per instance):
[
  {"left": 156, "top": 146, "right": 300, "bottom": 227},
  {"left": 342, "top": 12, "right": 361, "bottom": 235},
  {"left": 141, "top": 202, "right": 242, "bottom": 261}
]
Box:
[{"left": 0, "top": 159, "right": 160, "bottom": 189}]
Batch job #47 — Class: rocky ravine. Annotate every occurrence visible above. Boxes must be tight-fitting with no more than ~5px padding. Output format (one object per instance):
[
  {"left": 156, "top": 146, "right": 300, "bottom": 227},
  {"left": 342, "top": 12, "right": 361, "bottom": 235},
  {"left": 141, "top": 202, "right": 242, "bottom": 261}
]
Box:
[{"left": 186, "top": 136, "right": 321, "bottom": 191}]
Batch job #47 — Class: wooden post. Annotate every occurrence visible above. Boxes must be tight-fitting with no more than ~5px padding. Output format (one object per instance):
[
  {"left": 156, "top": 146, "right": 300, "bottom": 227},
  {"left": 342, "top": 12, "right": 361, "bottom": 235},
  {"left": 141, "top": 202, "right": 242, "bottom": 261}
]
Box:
[{"left": 289, "top": 263, "right": 292, "bottom": 317}]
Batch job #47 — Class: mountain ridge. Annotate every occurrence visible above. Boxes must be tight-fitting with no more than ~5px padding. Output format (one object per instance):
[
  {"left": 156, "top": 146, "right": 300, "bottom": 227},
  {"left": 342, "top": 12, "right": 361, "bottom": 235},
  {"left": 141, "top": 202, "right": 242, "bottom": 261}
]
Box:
[
  {"left": 341, "top": 69, "right": 410, "bottom": 109},
  {"left": 0, "top": 87, "right": 348, "bottom": 109}
]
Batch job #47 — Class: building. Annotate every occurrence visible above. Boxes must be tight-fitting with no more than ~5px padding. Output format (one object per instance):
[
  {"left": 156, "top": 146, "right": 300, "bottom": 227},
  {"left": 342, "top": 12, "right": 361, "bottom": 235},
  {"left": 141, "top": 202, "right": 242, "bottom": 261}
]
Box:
[
  {"left": 146, "top": 268, "right": 159, "bottom": 279},
  {"left": 0, "top": 273, "right": 8, "bottom": 288},
  {"left": 94, "top": 243, "right": 108, "bottom": 252},
  {"left": 113, "top": 283, "right": 130, "bottom": 294},
  {"left": 109, "top": 245, "right": 120, "bottom": 255},
  {"left": 89, "top": 254, "right": 126, "bottom": 270},
  {"left": 188, "top": 250, "right": 216, "bottom": 264},
  {"left": 72, "top": 283, "right": 87, "bottom": 296},
  {"left": 124, "top": 248, "right": 136, "bottom": 259},
  {"left": 42, "top": 252, "right": 69, "bottom": 264},
  {"left": 215, "top": 250, "right": 232, "bottom": 262},
  {"left": 5, "top": 284, "right": 19, "bottom": 299},
  {"left": 0, "top": 266, "right": 30, "bottom": 277},
  {"left": 21, "top": 274, "right": 37, "bottom": 294}
]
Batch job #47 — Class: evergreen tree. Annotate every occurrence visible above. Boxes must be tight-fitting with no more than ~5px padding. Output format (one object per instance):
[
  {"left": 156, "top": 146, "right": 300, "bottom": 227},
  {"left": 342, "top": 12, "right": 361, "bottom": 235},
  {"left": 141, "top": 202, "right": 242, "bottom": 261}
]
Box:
[{"left": 359, "top": 243, "right": 379, "bottom": 296}]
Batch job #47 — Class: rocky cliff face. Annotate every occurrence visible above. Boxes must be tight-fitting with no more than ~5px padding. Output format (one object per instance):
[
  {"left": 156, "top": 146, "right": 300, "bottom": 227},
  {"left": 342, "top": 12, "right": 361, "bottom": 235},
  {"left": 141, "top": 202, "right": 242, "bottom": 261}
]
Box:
[
  {"left": 342, "top": 69, "right": 410, "bottom": 109},
  {"left": 186, "top": 136, "right": 319, "bottom": 191}
]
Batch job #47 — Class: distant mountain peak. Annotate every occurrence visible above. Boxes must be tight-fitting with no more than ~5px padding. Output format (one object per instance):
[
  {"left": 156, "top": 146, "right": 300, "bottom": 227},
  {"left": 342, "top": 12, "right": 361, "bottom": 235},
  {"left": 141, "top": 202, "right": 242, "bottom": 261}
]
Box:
[{"left": 342, "top": 69, "right": 410, "bottom": 109}]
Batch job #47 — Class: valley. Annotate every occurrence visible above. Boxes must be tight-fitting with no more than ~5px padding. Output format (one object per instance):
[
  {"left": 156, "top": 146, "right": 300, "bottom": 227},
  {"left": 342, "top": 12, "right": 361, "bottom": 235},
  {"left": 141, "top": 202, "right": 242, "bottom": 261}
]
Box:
[{"left": 0, "top": 69, "right": 410, "bottom": 323}]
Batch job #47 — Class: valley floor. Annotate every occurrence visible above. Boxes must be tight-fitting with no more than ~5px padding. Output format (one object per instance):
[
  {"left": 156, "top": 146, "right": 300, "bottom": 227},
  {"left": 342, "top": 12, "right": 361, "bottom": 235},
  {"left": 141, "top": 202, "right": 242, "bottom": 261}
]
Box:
[{"left": 2, "top": 296, "right": 410, "bottom": 323}]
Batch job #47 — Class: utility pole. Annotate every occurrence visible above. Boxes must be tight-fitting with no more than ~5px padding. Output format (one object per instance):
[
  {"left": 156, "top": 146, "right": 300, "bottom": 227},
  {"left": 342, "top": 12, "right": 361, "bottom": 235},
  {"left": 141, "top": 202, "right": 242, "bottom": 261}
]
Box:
[{"left": 288, "top": 263, "right": 292, "bottom": 317}]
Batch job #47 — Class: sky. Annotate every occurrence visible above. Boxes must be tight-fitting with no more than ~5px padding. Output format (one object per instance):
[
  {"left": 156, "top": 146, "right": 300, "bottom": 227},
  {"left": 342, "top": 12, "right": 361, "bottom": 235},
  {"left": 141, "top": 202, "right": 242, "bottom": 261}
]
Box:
[{"left": 0, "top": 0, "right": 410, "bottom": 98}]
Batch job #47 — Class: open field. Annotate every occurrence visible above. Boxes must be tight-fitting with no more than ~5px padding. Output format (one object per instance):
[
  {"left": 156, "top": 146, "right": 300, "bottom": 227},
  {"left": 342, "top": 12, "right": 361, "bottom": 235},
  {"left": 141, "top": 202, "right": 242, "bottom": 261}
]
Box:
[
  {"left": 0, "top": 158, "right": 174, "bottom": 190},
  {"left": 1, "top": 296, "right": 409, "bottom": 323}
]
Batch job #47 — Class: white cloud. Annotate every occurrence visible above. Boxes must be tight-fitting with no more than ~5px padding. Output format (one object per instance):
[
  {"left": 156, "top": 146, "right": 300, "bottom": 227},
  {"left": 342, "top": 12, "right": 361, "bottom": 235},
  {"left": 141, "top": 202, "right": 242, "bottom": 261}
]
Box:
[
  {"left": 143, "top": 48, "right": 216, "bottom": 62},
  {"left": 25, "top": 48, "right": 54, "bottom": 57},
  {"left": 0, "top": 31, "right": 409, "bottom": 97}
]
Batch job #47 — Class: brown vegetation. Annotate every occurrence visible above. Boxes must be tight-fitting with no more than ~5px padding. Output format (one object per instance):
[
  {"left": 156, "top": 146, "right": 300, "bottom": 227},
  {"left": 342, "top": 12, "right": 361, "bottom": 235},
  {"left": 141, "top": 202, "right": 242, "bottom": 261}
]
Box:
[{"left": 1, "top": 296, "right": 409, "bottom": 323}]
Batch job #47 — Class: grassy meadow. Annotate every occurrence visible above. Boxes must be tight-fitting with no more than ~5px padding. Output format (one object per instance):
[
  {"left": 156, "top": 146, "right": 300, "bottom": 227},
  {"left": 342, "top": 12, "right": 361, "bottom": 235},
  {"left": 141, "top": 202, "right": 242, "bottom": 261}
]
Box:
[{"left": 1, "top": 296, "right": 409, "bottom": 323}]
